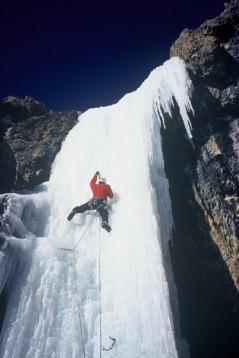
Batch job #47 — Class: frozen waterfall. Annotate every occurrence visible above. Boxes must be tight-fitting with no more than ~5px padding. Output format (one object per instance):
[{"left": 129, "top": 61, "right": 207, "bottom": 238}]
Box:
[{"left": 0, "top": 57, "right": 193, "bottom": 358}]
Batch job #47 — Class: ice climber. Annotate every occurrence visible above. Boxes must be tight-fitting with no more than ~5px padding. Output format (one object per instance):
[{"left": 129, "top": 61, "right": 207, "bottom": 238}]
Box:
[{"left": 67, "top": 171, "right": 113, "bottom": 232}]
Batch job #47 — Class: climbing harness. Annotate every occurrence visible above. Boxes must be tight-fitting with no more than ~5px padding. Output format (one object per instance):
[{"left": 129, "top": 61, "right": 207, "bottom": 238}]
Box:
[{"left": 88, "top": 197, "right": 108, "bottom": 211}]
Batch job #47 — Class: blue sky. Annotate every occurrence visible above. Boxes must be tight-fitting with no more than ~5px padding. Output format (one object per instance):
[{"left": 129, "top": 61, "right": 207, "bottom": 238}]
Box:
[{"left": 1, "top": 0, "right": 226, "bottom": 111}]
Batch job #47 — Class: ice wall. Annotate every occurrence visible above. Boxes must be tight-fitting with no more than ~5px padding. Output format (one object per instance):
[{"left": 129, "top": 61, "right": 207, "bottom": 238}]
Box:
[{"left": 0, "top": 57, "right": 193, "bottom": 358}]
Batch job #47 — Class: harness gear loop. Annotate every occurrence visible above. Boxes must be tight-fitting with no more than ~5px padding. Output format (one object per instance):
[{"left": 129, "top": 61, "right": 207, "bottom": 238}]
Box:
[
  {"left": 101, "top": 336, "right": 116, "bottom": 351},
  {"left": 88, "top": 197, "right": 108, "bottom": 211}
]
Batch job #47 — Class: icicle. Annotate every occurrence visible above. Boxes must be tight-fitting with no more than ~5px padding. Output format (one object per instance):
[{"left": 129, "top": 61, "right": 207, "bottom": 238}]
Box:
[{"left": 154, "top": 57, "right": 194, "bottom": 139}]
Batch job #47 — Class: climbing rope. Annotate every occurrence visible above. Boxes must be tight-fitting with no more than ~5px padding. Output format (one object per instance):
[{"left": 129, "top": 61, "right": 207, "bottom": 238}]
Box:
[
  {"left": 58, "top": 210, "right": 116, "bottom": 356},
  {"left": 73, "top": 210, "right": 98, "bottom": 251},
  {"left": 57, "top": 213, "right": 98, "bottom": 357},
  {"left": 98, "top": 227, "right": 116, "bottom": 354},
  {"left": 58, "top": 210, "right": 98, "bottom": 252},
  {"left": 56, "top": 249, "right": 87, "bottom": 357},
  {"left": 73, "top": 252, "right": 86, "bottom": 358}
]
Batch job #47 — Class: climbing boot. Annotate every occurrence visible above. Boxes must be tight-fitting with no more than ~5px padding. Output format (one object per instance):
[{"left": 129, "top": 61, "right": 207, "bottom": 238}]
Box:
[
  {"left": 101, "top": 221, "right": 112, "bottom": 232},
  {"left": 67, "top": 210, "right": 76, "bottom": 221}
]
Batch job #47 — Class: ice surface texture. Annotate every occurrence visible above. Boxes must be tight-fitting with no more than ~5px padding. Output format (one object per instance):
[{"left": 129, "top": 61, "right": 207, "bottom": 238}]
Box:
[{"left": 0, "top": 57, "right": 193, "bottom": 358}]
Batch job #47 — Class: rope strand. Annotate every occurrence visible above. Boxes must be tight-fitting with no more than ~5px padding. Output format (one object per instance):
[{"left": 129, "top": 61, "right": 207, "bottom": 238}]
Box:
[
  {"left": 58, "top": 212, "right": 98, "bottom": 357},
  {"left": 73, "top": 210, "right": 98, "bottom": 251},
  {"left": 58, "top": 211, "right": 116, "bottom": 356},
  {"left": 99, "top": 231, "right": 102, "bottom": 358},
  {"left": 57, "top": 211, "right": 98, "bottom": 253},
  {"left": 73, "top": 252, "right": 86, "bottom": 358}
]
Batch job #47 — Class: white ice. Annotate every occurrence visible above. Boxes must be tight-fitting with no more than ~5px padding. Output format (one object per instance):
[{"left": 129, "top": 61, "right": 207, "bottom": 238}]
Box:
[{"left": 0, "top": 57, "right": 193, "bottom": 358}]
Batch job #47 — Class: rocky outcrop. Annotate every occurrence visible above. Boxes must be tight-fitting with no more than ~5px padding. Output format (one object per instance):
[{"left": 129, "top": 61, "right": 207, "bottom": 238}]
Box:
[
  {"left": 170, "top": 0, "right": 239, "bottom": 112},
  {"left": 0, "top": 96, "right": 79, "bottom": 330},
  {"left": 0, "top": 96, "right": 79, "bottom": 192},
  {"left": 0, "top": 96, "right": 48, "bottom": 123},
  {"left": 161, "top": 0, "right": 239, "bottom": 356}
]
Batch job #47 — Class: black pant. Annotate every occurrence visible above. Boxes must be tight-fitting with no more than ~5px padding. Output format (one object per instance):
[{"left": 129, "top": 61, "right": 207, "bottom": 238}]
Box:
[{"left": 73, "top": 198, "right": 109, "bottom": 223}]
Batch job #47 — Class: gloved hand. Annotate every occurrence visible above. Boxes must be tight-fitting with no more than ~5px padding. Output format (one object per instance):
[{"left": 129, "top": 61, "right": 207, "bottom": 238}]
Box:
[{"left": 95, "top": 171, "right": 100, "bottom": 176}]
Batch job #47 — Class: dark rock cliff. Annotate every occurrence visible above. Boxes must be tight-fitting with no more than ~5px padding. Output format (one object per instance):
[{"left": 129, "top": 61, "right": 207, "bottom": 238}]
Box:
[
  {"left": 0, "top": 96, "right": 79, "bottom": 192},
  {"left": 162, "top": 0, "right": 239, "bottom": 356}
]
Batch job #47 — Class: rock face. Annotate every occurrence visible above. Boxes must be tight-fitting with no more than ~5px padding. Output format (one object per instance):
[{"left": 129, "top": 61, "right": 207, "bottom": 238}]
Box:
[
  {"left": 162, "top": 0, "right": 239, "bottom": 356},
  {"left": 170, "top": 0, "right": 239, "bottom": 115},
  {"left": 0, "top": 96, "right": 79, "bottom": 192}
]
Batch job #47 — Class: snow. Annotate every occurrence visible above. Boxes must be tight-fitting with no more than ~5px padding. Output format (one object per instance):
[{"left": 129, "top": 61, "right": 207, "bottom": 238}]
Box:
[{"left": 0, "top": 57, "right": 193, "bottom": 357}]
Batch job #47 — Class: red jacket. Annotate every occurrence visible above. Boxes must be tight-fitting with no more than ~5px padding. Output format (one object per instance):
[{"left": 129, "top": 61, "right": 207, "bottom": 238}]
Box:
[{"left": 90, "top": 175, "right": 113, "bottom": 200}]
